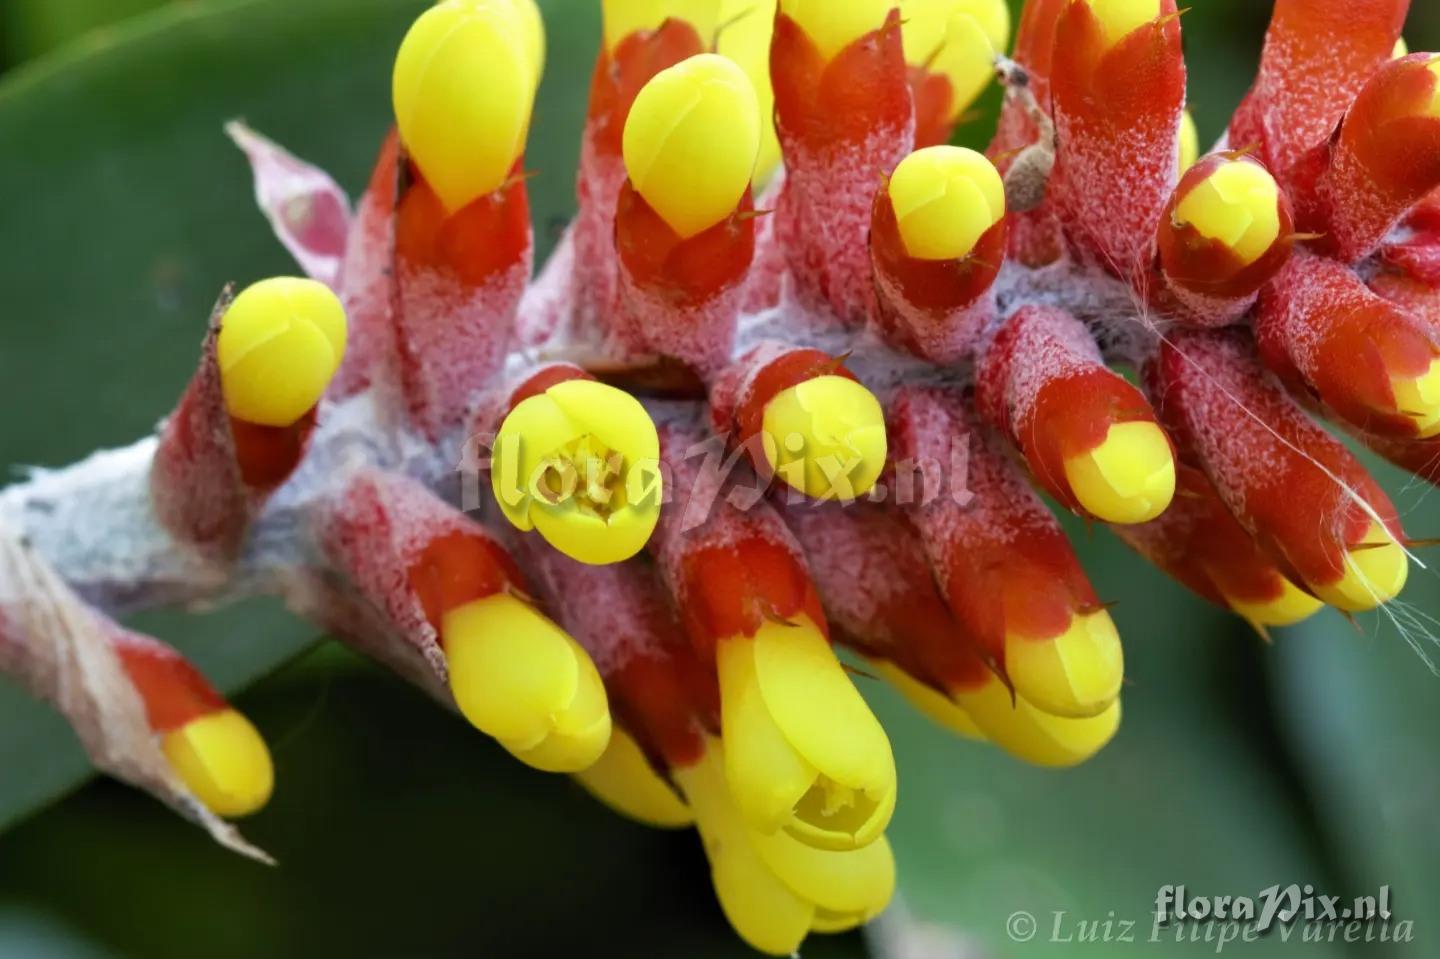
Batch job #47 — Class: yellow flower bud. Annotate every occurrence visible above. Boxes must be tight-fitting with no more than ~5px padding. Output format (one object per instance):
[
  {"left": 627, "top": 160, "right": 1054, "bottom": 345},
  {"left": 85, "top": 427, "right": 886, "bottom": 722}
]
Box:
[
  {"left": 1004, "top": 608, "right": 1123, "bottom": 719},
  {"left": 1223, "top": 578, "right": 1323, "bottom": 630},
  {"left": 216, "top": 277, "right": 347, "bottom": 428},
  {"left": 602, "top": 0, "right": 722, "bottom": 52},
  {"left": 955, "top": 681, "right": 1121, "bottom": 766},
  {"left": 491, "top": 379, "right": 664, "bottom": 566},
  {"left": 887, "top": 145, "right": 1006, "bottom": 261},
  {"left": 718, "top": 0, "right": 783, "bottom": 184},
  {"left": 574, "top": 727, "right": 694, "bottom": 827},
  {"left": 162, "top": 708, "right": 275, "bottom": 818},
  {"left": 623, "top": 54, "right": 761, "bottom": 237},
  {"left": 443, "top": 594, "right": 612, "bottom": 772},
  {"left": 778, "top": 0, "right": 894, "bottom": 62},
  {"left": 1391, "top": 357, "right": 1440, "bottom": 438},
  {"left": 867, "top": 658, "right": 985, "bottom": 740},
  {"left": 1063, "top": 420, "right": 1176, "bottom": 524},
  {"left": 1084, "top": 0, "right": 1161, "bottom": 51},
  {"left": 1394, "top": 37, "right": 1408, "bottom": 59},
  {"left": 1178, "top": 108, "right": 1199, "bottom": 172},
  {"left": 716, "top": 616, "right": 896, "bottom": 851},
  {"left": 900, "top": 1, "right": 1010, "bottom": 120},
  {"left": 1308, "top": 522, "right": 1409, "bottom": 613},
  {"left": 1173, "top": 158, "right": 1283, "bottom": 267},
  {"left": 761, "top": 375, "right": 887, "bottom": 501},
  {"left": 392, "top": 0, "right": 535, "bottom": 213}
]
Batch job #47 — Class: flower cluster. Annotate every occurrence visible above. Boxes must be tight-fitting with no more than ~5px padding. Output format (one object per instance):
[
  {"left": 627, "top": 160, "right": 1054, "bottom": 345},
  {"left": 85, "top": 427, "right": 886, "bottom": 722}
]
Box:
[{"left": 2, "top": 0, "right": 1438, "bottom": 954}]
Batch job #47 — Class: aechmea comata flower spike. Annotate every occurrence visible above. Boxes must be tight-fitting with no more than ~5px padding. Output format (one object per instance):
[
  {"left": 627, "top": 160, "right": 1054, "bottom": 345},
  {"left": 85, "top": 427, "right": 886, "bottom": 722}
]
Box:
[
  {"left": 675, "top": 737, "right": 895, "bottom": 954},
  {"left": 771, "top": 3, "right": 911, "bottom": 322},
  {"left": 623, "top": 54, "right": 761, "bottom": 239},
  {"left": 392, "top": 0, "right": 535, "bottom": 214},
  {"left": 1049, "top": 0, "right": 1185, "bottom": 273},
  {"left": 1315, "top": 54, "right": 1440, "bottom": 262},
  {"left": 900, "top": 0, "right": 1010, "bottom": 147},
  {"left": 491, "top": 378, "right": 663, "bottom": 564},
  {"left": 1113, "top": 465, "right": 1323, "bottom": 633},
  {"left": 870, "top": 146, "right": 1007, "bottom": 362},
  {"left": 782, "top": 500, "right": 1121, "bottom": 766},
  {"left": 443, "top": 594, "right": 612, "bottom": 772},
  {"left": 892, "top": 387, "right": 1124, "bottom": 718},
  {"left": 1257, "top": 251, "right": 1440, "bottom": 438},
  {"left": 717, "top": 0, "right": 782, "bottom": 184},
  {"left": 217, "top": 277, "right": 347, "bottom": 428},
  {"left": 116, "top": 631, "right": 274, "bottom": 818},
  {"left": 1150, "top": 330, "right": 1410, "bottom": 613},
  {"left": 976, "top": 306, "right": 1175, "bottom": 525},
  {"left": 709, "top": 345, "right": 888, "bottom": 501},
  {"left": 575, "top": 726, "right": 694, "bottom": 827},
  {"left": 1229, "top": 0, "right": 1406, "bottom": 183},
  {"left": 1154, "top": 153, "right": 1294, "bottom": 325}
]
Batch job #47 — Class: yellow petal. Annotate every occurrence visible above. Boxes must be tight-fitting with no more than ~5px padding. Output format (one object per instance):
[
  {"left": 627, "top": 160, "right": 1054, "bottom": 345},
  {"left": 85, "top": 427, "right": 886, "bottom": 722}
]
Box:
[
  {"left": 623, "top": 54, "right": 761, "bottom": 237},
  {"left": 779, "top": 0, "right": 893, "bottom": 62},
  {"left": 544, "top": 377, "right": 662, "bottom": 463},
  {"left": 1084, "top": 0, "right": 1160, "bottom": 51},
  {"left": 1308, "top": 522, "right": 1409, "bottom": 612},
  {"left": 1173, "top": 158, "right": 1282, "bottom": 267},
  {"left": 751, "top": 617, "right": 896, "bottom": 849},
  {"left": 868, "top": 658, "right": 986, "bottom": 740},
  {"left": 900, "top": 3, "right": 1004, "bottom": 120},
  {"left": 161, "top": 708, "right": 275, "bottom": 818},
  {"left": 717, "top": 634, "right": 820, "bottom": 834},
  {"left": 1178, "top": 108, "right": 1199, "bottom": 173},
  {"left": 443, "top": 594, "right": 612, "bottom": 771},
  {"left": 217, "top": 277, "right": 348, "bottom": 427},
  {"left": 1004, "top": 608, "right": 1123, "bottom": 719},
  {"left": 1063, "top": 420, "right": 1176, "bottom": 524},
  {"left": 955, "top": 679, "right": 1121, "bottom": 767},
  {"left": 574, "top": 727, "right": 694, "bottom": 827},
  {"left": 761, "top": 375, "right": 888, "bottom": 501},
  {"left": 392, "top": 1, "right": 534, "bottom": 212},
  {"left": 602, "top": 0, "right": 723, "bottom": 52},
  {"left": 717, "top": 0, "right": 782, "bottom": 184},
  {"left": 887, "top": 146, "right": 1005, "bottom": 261},
  {"left": 1221, "top": 577, "right": 1323, "bottom": 629},
  {"left": 1390, "top": 356, "right": 1440, "bottom": 437},
  {"left": 750, "top": 829, "right": 896, "bottom": 918},
  {"left": 676, "top": 741, "right": 816, "bottom": 956}
]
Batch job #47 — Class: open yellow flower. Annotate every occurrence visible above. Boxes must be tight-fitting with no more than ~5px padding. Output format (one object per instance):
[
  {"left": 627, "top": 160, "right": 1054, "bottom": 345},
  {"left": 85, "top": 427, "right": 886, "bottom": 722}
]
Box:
[
  {"left": 675, "top": 738, "right": 895, "bottom": 955},
  {"left": 491, "top": 379, "right": 664, "bottom": 565},
  {"left": 717, "top": 616, "right": 896, "bottom": 850}
]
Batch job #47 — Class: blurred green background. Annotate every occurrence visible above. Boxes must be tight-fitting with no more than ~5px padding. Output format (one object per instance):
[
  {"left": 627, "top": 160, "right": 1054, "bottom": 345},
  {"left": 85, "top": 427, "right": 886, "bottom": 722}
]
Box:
[{"left": 1, "top": 1, "right": 1438, "bottom": 956}]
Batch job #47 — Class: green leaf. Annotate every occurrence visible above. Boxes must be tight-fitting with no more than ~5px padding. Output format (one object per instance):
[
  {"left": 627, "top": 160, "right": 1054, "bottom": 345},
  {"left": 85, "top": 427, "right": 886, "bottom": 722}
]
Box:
[{"left": 0, "top": 0, "right": 592, "bottom": 831}]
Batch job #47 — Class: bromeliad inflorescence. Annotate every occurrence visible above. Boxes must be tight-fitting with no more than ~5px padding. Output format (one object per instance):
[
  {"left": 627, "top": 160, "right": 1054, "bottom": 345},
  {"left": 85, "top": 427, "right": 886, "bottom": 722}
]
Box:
[{"left": 2, "top": 0, "right": 1440, "bottom": 953}]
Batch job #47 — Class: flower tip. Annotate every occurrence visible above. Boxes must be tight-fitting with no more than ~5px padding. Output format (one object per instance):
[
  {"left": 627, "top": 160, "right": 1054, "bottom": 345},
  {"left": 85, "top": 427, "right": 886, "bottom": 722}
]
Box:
[
  {"left": 900, "top": 2, "right": 1005, "bottom": 121},
  {"left": 779, "top": 0, "right": 894, "bottom": 62},
  {"left": 443, "top": 594, "right": 612, "bottom": 772},
  {"left": 217, "top": 277, "right": 348, "bottom": 428},
  {"left": 162, "top": 708, "right": 275, "bottom": 818},
  {"left": 622, "top": 53, "right": 761, "bottom": 238},
  {"left": 957, "top": 679, "right": 1121, "bottom": 766},
  {"left": 1393, "top": 37, "right": 1408, "bottom": 59},
  {"left": 491, "top": 379, "right": 663, "bottom": 565},
  {"left": 602, "top": 0, "right": 720, "bottom": 53},
  {"left": 887, "top": 145, "right": 1005, "bottom": 261},
  {"left": 1083, "top": 0, "right": 1162, "bottom": 51},
  {"left": 869, "top": 658, "right": 986, "bottom": 740},
  {"left": 392, "top": 0, "right": 535, "bottom": 213},
  {"left": 1005, "top": 609, "right": 1124, "bottom": 719},
  {"left": 761, "top": 375, "right": 888, "bottom": 501},
  {"left": 1173, "top": 157, "right": 1283, "bottom": 266},
  {"left": 574, "top": 728, "right": 694, "bottom": 827},
  {"left": 1391, "top": 356, "right": 1440, "bottom": 438},
  {"left": 1224, "top": 578, "right": 1324, "bottom": 629},
  {"left": 1309, "top": 523, "right": 1409, "bottom": 613},
  {"left": 1063, "top": 420, "right": 1176, "bottom": 524}
]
